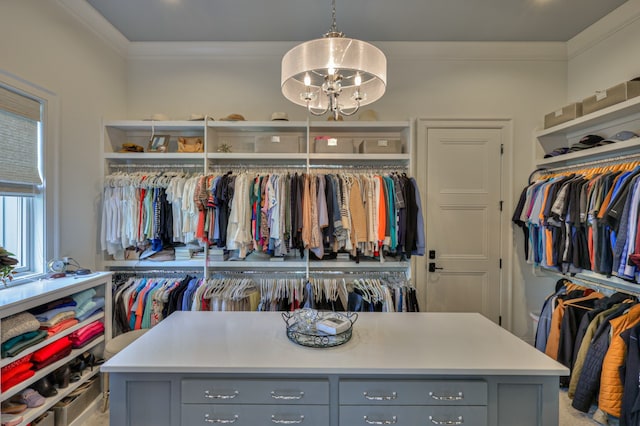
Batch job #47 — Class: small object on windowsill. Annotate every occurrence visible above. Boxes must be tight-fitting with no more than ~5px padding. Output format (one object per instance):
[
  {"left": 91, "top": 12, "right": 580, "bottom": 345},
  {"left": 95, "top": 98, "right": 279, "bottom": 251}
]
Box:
[{"left": 48, "top": 272, "right": 66, "bottom": 279}]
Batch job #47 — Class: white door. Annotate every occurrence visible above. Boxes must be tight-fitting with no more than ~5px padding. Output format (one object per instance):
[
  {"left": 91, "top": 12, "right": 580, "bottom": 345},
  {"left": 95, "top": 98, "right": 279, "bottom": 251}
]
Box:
[{"left": 416, "top": 122, "right": 506, "bottom": 324}]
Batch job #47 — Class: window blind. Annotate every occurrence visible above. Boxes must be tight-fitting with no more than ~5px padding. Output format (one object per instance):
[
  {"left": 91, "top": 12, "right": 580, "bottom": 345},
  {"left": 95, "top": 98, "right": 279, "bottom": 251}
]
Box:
[{"left": 0, "top": 85, "right": 42, "bottom": 194}]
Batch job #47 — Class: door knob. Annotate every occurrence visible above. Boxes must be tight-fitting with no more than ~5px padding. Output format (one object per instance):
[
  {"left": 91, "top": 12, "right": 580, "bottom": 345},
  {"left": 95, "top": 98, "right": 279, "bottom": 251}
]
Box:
[{"left": 429, "top": 263, "right": 444, "bottom": 273}]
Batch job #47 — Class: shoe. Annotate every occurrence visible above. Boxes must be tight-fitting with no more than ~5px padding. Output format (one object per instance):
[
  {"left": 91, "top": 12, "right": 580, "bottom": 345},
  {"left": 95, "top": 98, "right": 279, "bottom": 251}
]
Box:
[
  {"left": 69, "top": 357, "right": 86, "bottom": 374},
  {"left": 12, "top": 388, "right": 45, "bottom": 408},
  {"left": 32, "top": 376, "right": 58, "bottom": 398},
  {"left": 51, "top": 365, "right": 70, "bottom": 389},
  {"left": 1, "top": 413, "right": 23, "bottom": 426},
  {"left": 0, "top": 401, "right": 25, "bottom": 415}
]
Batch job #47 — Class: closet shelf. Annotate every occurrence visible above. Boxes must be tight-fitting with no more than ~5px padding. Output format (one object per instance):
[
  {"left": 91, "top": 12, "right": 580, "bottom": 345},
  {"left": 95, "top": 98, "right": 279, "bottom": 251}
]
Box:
[
  {"left": 0, "top": 336, "right": 105, "bottom": 403},
  {"left": 0, "top": 312, "right": 105, "bottom": 368},
  {"left": 309, "top": 261, "right": 411, "bottom": 271},
  {"left": 536, "top": 96, "right": 640, "bottom": 138},
  {"left": 535, "top": 136, "right": 640, "bottom": 169},
  {"left": 207, "top": 260, "right": 308, "bottom": 269},
  {"left": 208, "top": 121, "right": 307, "bottom": 132},
  {"left": 12, "top": 367, "right": 100, "bottom": 426},
  {"left": 104, "top": 120, "right": 206, "bottom": 132},
  {"left": 538, "top": 267, "right": 640, "bottom": 297},
  {"left": 308, "top": 153, "right": 410, "bottom": 162},
  {"left": 104, "top": 153, "right": 204, "bottom": 162},
  {"left": 103, "top": 260, "right": 205, "bottom": 268},
  {"left": 0, "top": 273, "right": 111, "bottom": 318}
]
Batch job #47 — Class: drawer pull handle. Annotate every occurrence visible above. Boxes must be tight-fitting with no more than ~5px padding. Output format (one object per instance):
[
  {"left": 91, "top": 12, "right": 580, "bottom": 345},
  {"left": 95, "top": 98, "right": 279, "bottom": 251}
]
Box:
[
  {"left": 271, "top": 414, "right": 305, "bottom": 424},
  {"left": 363, "top": 391, "right": 397, "bottom": 401},
  {"left": 428, "top": 391, "right": 463, "bottom": 401},
  {"left": 204, "top": 390, "right": 239, "bottom": 400},
  {"left": 428, "top": 415, "right": 463, "bottom": 425},
  {"left": 270, "top": 390, "right": 305, "bottom": 400},
  {"left": 204, "top": 414, "right": 239, "bottom": 424},
  {"left": 363, "top": 415, "right": 397, "bottom": 424}
]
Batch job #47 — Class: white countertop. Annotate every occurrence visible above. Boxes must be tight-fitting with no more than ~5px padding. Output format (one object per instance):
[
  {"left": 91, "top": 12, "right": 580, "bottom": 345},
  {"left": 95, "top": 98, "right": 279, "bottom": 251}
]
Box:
[
  {"left": 0, "top": 272, "right": 111, "bottom": 317},
  {"left": 102, "top": 311, "right": 569, "bottom": 376}
]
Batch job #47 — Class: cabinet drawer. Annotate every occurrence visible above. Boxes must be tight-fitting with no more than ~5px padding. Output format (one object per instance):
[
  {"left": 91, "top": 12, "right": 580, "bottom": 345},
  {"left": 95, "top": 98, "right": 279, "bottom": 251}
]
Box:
[
  {"left": 340, "top": 405, "right": 488, "bottom": 426},
  {"left": 182, "top": 379, "right": 329, "bottom": 404},
  {"left": 181, "top": 404, "right": 328, "bottom": 425},
  {"left": 339, "top": 380, "right": 487, "bottom": 406}
]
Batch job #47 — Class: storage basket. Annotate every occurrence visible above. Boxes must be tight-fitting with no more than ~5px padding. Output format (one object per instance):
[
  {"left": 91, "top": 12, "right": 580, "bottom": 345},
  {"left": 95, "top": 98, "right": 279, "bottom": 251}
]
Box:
[
  {"left": 255, "top": 135, "right": 303, "bottom": 153},
  {"left": 313, "top": 136, "right": 355, "bottom": 153},
  {"left": 582, "top": 80, "right": 640, "bottom": 115},
  {"left": 53, "top": 377, "right": 101, "bottom": 426},
  {"left": 358, "top": 139, "right": 404, "bottom": 154},
  {"left": 544, "top": 103, "right": 583, "bottom": 129},
  {"left": 32, "top": 411, "right": 55, "bottom": 426}
]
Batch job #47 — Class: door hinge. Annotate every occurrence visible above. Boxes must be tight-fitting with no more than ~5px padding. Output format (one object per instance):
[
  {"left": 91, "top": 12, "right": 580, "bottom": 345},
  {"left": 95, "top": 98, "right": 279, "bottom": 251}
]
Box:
[
  {"left": 499, "top": 258, "right": 502, "bottom": 269},
  {"left": 499, "top": 200, "right": 503, "bottom": 211},
  {"left": 499, "top": 315, "right": 502, "bottom": 326},
  {"left": 500, "top": 143, "right": 504, "bottom": 155}
]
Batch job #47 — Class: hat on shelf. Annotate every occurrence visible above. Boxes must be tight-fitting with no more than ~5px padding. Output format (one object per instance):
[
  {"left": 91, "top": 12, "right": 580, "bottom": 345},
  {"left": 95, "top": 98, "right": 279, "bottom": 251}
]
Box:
[
  {"left": 148, "top": 113, "right": 170, "bottom": 121},
  {"left": 357, "top": 109, "right": 379, "bottom": 121},
  {"left": 568, "top": 134, "right": 604, "bottom": 152},
  {"left": 189, "top": 113, "right": 206, "bottom": 121},
  {"left": 596, "top": 130, "right": 639, "bottom": 146},
  {"left": 271, "top": 112, "right": 289, "bottom": 121},
  {"left": 544, "top": 147, "right": 570, "bottom": 158},
  {"left": 219, "top": 113, "right": 246, "bottom": 121}
]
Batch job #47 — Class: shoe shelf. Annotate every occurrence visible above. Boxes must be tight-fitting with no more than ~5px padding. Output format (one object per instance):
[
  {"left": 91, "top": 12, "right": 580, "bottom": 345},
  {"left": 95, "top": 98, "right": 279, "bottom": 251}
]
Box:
[
  {"left": 0, "top": 335, "right": 105, "bottom": 403},
  {"left": 0, "top": 311, "right": 105, "bottom": 369},
  {"left": 13, "top": 367, "right": 100, "bottom": 426}
]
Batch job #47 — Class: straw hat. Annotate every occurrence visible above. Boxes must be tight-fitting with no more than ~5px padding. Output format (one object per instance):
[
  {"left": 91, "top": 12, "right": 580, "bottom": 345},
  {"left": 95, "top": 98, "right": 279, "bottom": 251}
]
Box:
[
  {"left": 219, "top": 113, "right": 246, "bottom": 121},
  {"left": 357, "top": 110, "right": 379, "bottom": 121},
  {"left": 271, "top": 112, "right": 289, "bottom": 121}
]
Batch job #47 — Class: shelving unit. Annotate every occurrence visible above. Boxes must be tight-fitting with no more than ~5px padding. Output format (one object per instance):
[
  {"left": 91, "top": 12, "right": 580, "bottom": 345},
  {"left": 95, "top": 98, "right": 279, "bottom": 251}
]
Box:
[
  {"left": 101, "top": 118, "right": 414, "bottom": 278},
  {"left": 532, "top": 96, "right": 640, "bottom": 297},
  {"left": 535, "top": 95, "right": 640, "bottom": 169},
  {"left": 0, "top": 272, "right": 112, "bottom": 426}
]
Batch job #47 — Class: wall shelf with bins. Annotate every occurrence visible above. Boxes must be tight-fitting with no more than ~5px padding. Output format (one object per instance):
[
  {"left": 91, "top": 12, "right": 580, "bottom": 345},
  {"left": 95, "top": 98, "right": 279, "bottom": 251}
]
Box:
[
  {"left": 535, "top": 96, "right": 640, "bottom": 168},
  {"left": 101, "top": 118, "right": 415, "bottom": 278}
]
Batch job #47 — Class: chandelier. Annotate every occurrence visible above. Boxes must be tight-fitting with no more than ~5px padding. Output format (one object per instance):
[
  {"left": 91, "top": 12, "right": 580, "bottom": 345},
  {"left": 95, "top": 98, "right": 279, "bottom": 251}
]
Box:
[{"left": 281, "top": 0, "right": 387, "bottom": 120}]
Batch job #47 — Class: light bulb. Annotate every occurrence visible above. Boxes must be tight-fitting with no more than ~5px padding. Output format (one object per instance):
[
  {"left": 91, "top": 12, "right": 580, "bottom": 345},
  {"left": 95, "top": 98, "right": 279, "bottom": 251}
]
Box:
[
  {"left": 304, "top": 73, "right": 311, "bottom": 86},
  {"left": 355, "top": 73, "right": 362, "bottom": 86}
]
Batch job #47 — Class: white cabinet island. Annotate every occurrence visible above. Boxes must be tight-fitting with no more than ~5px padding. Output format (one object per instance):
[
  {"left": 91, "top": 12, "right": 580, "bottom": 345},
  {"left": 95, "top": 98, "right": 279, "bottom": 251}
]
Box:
[{"left": 102, "top": 311, "right": 568, "bottom": 426}]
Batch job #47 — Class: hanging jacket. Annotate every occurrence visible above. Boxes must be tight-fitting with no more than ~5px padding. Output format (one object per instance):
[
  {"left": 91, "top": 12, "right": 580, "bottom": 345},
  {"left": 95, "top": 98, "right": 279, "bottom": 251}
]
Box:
[
  {"left": 572, "top": 304, "right": 630, "bottom": 412},
  {"left": 620, "top": 323, "right": 640, "bottom": 426},
  {"left": 598, "top": 303, "right": 640, "bottom": 418}
]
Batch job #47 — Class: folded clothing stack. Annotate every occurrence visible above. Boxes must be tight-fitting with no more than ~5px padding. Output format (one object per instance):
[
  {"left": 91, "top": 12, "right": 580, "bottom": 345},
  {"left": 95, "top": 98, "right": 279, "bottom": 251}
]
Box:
[
  {"left": 0, "top": 354, "right": 34, "bottom": 392},
  {"left": 31, "top": 337, "right": 72, "bottom": 370},
  {"left": 0, "top": 313, "right": 44, "bottom": 359},
  {"left": 68, "top": 321, "right": 104, "bottom": 349}
]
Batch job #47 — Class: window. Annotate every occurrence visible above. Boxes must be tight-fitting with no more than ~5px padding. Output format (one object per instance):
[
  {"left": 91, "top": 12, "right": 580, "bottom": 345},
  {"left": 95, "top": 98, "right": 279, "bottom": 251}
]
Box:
[{"left": 0, "top": 82, "right": 45, "bottom": 282}]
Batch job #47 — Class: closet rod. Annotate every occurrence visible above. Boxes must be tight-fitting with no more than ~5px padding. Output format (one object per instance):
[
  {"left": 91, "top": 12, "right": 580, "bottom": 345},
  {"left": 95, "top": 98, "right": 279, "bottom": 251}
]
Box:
[
  {"left": 207, "top": 164, "right": 307, "bottom": 170},
  {"left": 309, "top": 163, "right": 408, "bottom": 170},
  {"left": 109, "top": 163, "right": 204, "bottom": 169},
  {"left": 538, "top": 151, "right": 640, "bottom": 176},
  {"left": 110, "top": 268, "right": 204, "bottom": 275}
]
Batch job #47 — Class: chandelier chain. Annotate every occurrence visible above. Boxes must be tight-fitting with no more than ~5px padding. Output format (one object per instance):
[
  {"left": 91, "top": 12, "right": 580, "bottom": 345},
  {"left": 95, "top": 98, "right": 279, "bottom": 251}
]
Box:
[{"left": 330, "top": 0, "right": 338, "bottom": 33}]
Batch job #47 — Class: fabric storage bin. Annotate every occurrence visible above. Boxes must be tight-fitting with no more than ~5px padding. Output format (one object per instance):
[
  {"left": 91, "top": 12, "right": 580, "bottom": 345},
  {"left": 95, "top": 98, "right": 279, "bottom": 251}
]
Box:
[
  {"left": 358, "top": 139, "right": 404, "bottom": 154},
  {"left": 32, "top": 411, "right": 55, "bottom": 426},
  {"left": 543, "top": 102, "right": 583, "bottom": 129},
  {"left": 313, "top": 136, "right": 355, "bottom": 153},
  {"left": 53, "top": 377, "right": 101, "bottom": 426},
  {"left": 582, "top": 80, "right": 640, "bottom": 115},
  {"left": 255, "top": 135, "right": 302, "bottom": 153}
]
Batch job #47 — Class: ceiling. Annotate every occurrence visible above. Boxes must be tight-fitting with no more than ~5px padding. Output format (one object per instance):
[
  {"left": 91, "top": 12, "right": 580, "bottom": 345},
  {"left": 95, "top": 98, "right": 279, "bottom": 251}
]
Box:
[{"left": 85, "top": 0, "right": 628, "bottom": 43}]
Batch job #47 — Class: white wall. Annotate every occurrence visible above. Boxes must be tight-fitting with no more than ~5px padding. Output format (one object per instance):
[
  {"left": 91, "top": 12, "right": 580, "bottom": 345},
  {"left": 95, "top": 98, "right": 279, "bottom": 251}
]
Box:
[
  {"left": 568, "top": 0, "right": 640, "bottom": 101},
  {"left": 126, "top": 41, "right": 567, "bottom": 339},
  {"left": 0, "top": 0, "right": 127, "bottom": 268}
]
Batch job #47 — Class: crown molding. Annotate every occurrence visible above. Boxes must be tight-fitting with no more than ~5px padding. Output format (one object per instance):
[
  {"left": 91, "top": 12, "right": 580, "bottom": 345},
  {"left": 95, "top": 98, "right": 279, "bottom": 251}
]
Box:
[
  {"left": 56, "top": 0, "right": 129, "bottom": 57},
  {"left": 377, "top": 41, "right": 566, "bottom": 61},
  {"left": 126, "top": 41, "right": 566, "bottom": 61},
  {"left": 127, "top": 42, "right": 296, "bottom": 59},
  {"left": 568, "top": 0, "right": 640, "bottom": 59}
]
